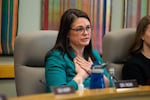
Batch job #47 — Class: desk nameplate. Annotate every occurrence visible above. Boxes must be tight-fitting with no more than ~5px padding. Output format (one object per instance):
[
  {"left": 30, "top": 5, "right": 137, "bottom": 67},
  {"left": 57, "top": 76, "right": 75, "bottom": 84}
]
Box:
[
  {"left": 115, "top": 79, "right": 138, "bottom": 88},
  {"left": 51, "top": 86, "right": 75, "bottom": 95}
]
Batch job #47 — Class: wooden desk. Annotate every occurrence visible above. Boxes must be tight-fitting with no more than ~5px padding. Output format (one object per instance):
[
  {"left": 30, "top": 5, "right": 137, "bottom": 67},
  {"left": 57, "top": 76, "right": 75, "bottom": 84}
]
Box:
[
  {"left": 0, "top": 64, "right": 14, "bottom": 78},
  {"left": 9, "top": 86, "right": 150, "bottom": 100},
  {"left": 0, "top": 57, "right": 14, "bottom": 78}
]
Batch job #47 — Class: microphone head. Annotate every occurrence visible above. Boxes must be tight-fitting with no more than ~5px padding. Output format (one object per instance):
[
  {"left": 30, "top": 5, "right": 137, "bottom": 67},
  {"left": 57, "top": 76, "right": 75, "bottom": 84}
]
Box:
[{"left": 108, "top": 67, "right": 115, "bottom": 75}]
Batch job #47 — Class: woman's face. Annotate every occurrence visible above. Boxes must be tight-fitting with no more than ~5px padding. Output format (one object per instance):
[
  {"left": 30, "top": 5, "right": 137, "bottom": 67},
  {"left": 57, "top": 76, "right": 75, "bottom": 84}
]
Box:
[
  {"left": 68, "top": 17, "right": 92, "bottom": 49},
  {"left": 142, "top": 24, "right": 150, "bottom": 49}
]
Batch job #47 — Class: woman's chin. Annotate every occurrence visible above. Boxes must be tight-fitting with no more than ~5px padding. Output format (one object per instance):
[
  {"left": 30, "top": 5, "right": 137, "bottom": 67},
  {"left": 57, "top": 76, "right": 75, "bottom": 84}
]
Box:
[{"left": 81, "top": 42, "right": 90, "bottom": 46}]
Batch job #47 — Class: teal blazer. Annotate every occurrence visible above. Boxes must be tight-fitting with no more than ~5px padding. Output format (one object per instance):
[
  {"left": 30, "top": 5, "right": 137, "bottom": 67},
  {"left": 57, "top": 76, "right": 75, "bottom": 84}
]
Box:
[{"left": 45, "top": 49, "right": 113, "bottom": 92}]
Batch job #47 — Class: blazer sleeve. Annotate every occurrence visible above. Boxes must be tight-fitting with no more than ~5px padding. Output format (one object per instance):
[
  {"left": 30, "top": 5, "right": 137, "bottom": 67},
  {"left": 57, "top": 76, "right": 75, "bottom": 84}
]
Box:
[{"left": 45, "top": 50, "right": 78, "bottom": 92}]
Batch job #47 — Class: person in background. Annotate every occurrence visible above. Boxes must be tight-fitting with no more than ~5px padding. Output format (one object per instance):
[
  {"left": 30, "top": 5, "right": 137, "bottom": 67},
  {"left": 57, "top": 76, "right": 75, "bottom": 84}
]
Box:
[
  {"left": 45, "top": 8, "right": 113, "bottom": 92},
  {"left": 122, "top": 16, "right": 150, "bottom": 85}
]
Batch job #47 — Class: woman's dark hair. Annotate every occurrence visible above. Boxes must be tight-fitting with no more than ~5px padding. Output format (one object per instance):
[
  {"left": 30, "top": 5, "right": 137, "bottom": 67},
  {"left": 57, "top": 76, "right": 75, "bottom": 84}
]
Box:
[
  {"left": 49, "top": 9, "right": 95, "bottom": 61},
  {"left": 130, "top": 15, "right": 150, "bottom": 55}
]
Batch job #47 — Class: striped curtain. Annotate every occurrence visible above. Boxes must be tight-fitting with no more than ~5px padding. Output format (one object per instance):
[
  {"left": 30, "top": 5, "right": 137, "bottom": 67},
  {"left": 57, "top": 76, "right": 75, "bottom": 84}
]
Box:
[
  {"left": 123, "top": 0, "right": 149, "bottom": 28},
  {"left": 41, "top": 0, "right": 112, "bottom": 54},
  {"left": 0, "top": 0, "right": 19, "bottom": 55}
]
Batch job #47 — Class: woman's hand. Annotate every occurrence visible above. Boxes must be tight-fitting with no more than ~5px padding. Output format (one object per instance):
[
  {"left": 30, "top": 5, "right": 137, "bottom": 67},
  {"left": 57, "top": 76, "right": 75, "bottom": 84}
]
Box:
[
  {"left": 74, "top": 56, "right": 93, "bottom": 74},
  {"left": 73, "top": 56, "right": 93, "bottom": 84},
  {"left": 103, "top": 75, "right": 110, "bottom": 87}
]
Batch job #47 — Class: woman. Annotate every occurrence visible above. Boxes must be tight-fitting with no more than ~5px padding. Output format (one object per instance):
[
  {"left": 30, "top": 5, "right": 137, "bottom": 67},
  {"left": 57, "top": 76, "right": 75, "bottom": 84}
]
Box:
[
  {"left": 45, "top": 9, "right": 113, "bottom": 92},
  {"left": 122, "top": 16, "right": 150, "bottom": 85}
]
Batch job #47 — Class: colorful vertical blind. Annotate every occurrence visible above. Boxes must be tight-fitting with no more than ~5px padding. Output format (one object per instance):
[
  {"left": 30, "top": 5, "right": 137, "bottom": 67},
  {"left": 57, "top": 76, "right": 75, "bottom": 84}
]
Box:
[
  {"left": 0, "top": 0, "right": 19, "bottom": 55},
  {"left": 123, "top": 0, "right": 149, "bottom": 28},
  {"left": 41, "top": 0, "right": 112, "bottom": 54}
]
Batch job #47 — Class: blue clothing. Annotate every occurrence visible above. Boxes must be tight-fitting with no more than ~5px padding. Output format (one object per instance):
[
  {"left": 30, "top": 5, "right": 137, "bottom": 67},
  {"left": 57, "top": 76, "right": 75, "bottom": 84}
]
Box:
[{"left": 45, "top": 49, "right": 113, "bottom": 92}]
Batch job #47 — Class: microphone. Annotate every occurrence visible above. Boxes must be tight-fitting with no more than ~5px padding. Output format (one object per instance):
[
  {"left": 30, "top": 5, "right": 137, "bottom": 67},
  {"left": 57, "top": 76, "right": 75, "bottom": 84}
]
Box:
[
  {"left": 108, "top": 67, "right": 118, "bottom": 82},
  {"left": 107, "top": 65, "right": 119, "bottom": 87}
]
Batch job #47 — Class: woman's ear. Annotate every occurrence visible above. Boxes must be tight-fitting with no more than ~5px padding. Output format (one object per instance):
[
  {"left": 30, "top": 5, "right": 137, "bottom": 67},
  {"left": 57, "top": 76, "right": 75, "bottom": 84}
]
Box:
[
  {"left": 141, "top": 35, "right": 144, "bottom": 40},
  {"left": 141, "top": 33, "right": 145, "bottom": 40}
]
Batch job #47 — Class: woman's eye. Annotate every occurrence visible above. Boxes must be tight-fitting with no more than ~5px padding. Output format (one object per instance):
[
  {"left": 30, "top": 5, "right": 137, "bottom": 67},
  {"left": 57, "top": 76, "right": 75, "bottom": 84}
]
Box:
[
  {"left": 76, "top": 28, "right": 83, "bottom": 32},
  {"left": 86, "top": 26, "right": 90, "bottom": 30}
]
